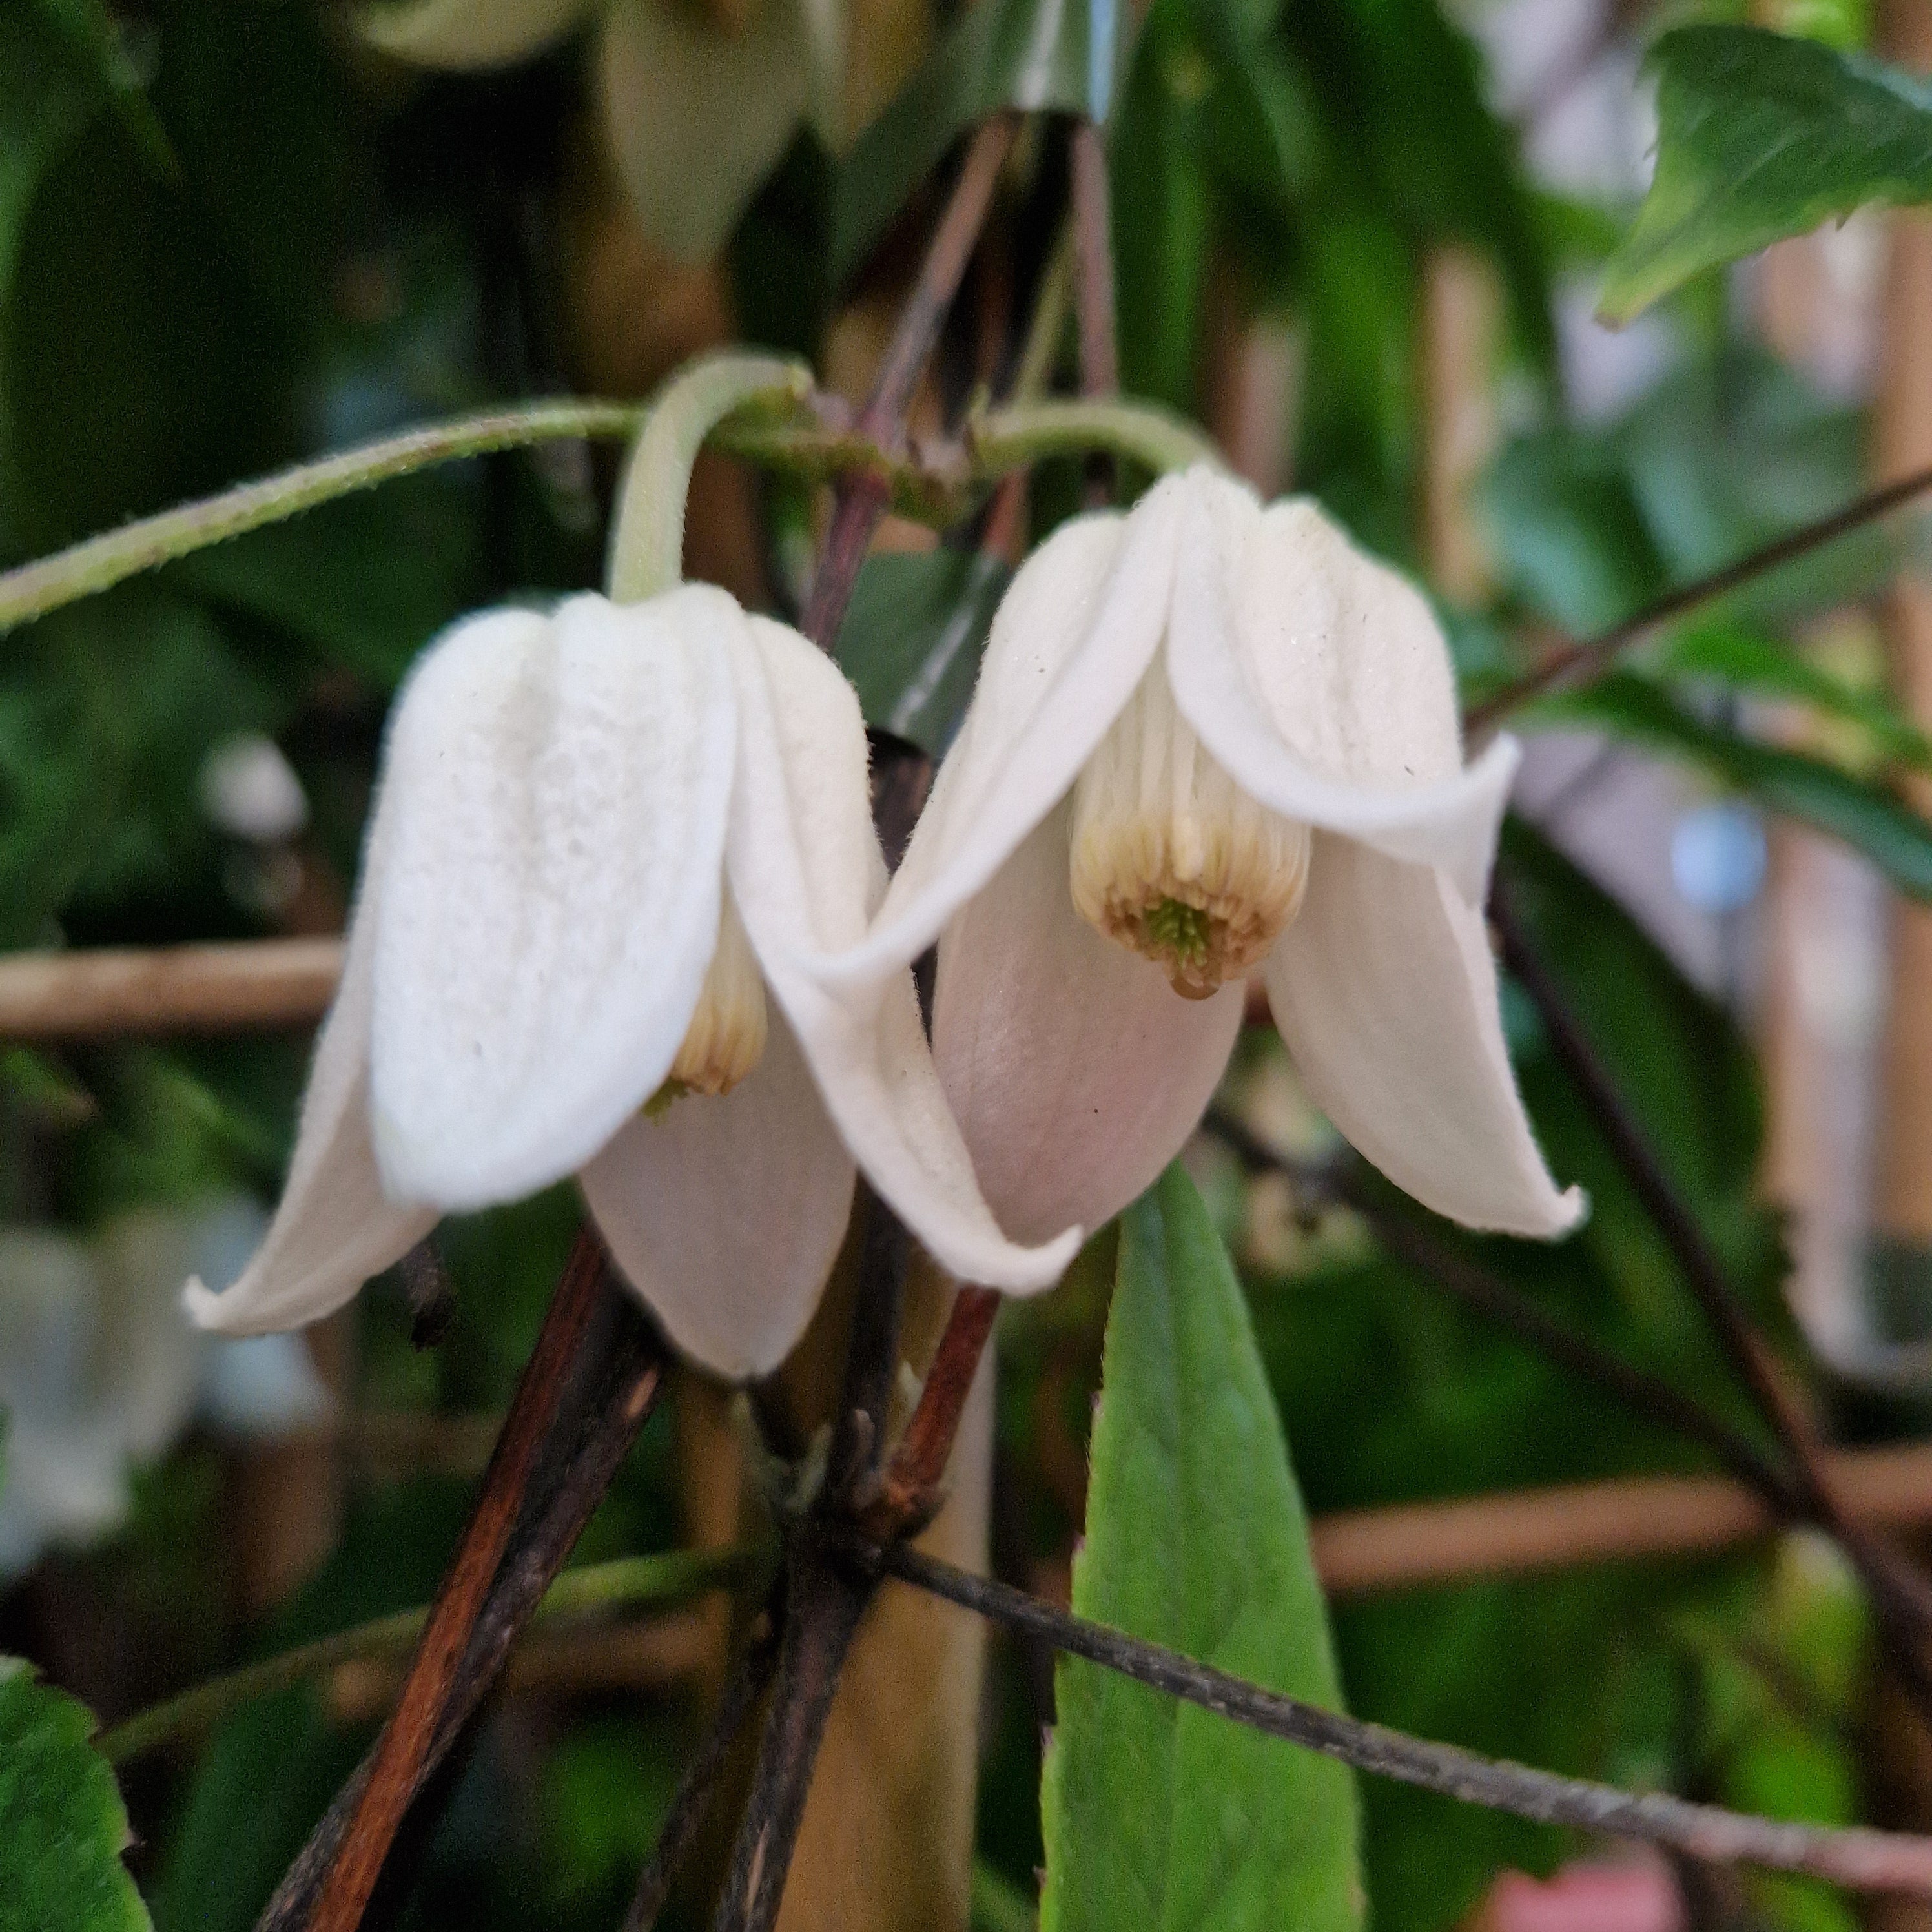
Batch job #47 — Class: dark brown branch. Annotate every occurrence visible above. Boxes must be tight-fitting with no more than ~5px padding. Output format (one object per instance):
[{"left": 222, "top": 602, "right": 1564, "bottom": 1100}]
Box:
[
  {"left": 1467, "top": 462, "right": 1932, "bottom": 730},
  {"left": 622, "top": 1623, "right": 785, "bottom": 1932},
  {"left": 1488, "top": 888, "right": 1932, "bottom": 1694},
  {"left": 260, "top": 1265, "right": 668, "bottom": 1931},
  {"left": 863, "top": 1539, "right": 1932, "bottom": 1896},
  {"left": 306, "top": 1233, "right": 617, "bottom": 1932},
  {"left": 1203, "top": 1105, "right": 1801, "bottom": 1511},
  {"left": 710, "top": 1547, "right": 875, "bottom": 1932}
]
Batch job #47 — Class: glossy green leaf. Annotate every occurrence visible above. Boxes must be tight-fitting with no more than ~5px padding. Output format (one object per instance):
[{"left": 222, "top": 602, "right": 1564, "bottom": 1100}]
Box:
[
  {"left": 1041, "top": 1164, "right": 1362, "bottom": 1932},
  {"left": 836, "top": 548, "right": 1011, "bottom": 757},
  {"left": 0, "top": 1658, "right": 151, "bottom": 1932},
  {"left": 833, "top": 0, "right": 1132, "bottom": 281},
  {"left": 1602, "top": 26, "right": 1932, "bottom": 323},
  {"left": 1556, "top": 672, "right": 1932, "bottom": 900}
]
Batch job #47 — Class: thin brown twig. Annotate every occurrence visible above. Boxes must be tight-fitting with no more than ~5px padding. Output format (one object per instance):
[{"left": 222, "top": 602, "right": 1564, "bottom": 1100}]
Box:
[
  {"left": 801, "top": 115, "right": 1022, "bottom": 651},
  {"left": 304, "top": 1234, "right": 620, "bottom": 1932},
  {"left": 1488, "top": 887, "right": 1932, "bottom": 1701},
  {"left": 622, "top": 1622, "right": 785, "bottom": 1932},
  {"left": 1203, "top": 1105, "right": 1802, "bottom": 1510},
  {"left": 1467, "top": 461, "right": 1932, "bottom": 731},
  {"left": 264, "top": 1262, "right": 668, "bottom": 1931},
  {"left": 1069, "top": 119, "right": 1118, "bottom": 406},
  {"left": 863, "top": 1538, "right": 1932, "bottom": 1895}
]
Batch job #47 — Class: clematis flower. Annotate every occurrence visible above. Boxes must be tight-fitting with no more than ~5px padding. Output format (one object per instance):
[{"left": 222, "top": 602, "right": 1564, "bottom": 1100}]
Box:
[
  {"left": 187, "top": 587, "right": 1078, "bottom": 1378},
  {"left": 0, "top": 1201, "right": 326, "bottom": 1577},
  {"left": 358, "top": 0, "right": 843, "bottom": 262},
  {"left": 807, "top": 465, "right": 1583, "bottom": 1244}
]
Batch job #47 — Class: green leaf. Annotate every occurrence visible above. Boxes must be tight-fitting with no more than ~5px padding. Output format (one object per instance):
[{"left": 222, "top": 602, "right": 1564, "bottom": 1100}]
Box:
[
  {"left": 1601, "top": 26, "right": 1932, "bottom": 323},
  {"left": 0, "top": 1658, "right": 152, "bottom": 1932},
  {"left": 1111, "top": 0, "right": 1215, "bottom": 415},
  {"left": 836, "top": 548, "right": 1011, "bottom": 757},
  {"left": 1041, "top": 1164, "right": 1362, "bottom": 1932},
  {"left": 1654, "top": 622, "right": 1932, "bottom": 772},
  {"left": 833, "top": 0, "right": 1133, "bottom": 281},
  {"left": 1556, "top": 672, "right": 1932, "bottom": 900}
]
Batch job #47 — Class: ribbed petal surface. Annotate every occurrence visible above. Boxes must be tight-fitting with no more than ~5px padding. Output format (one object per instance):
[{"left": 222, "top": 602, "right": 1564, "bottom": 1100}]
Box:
[
  {"left": 369, "top": 591, "right": 738, "bottom": 1210},
  {"left": 1167, "top": 468, "right": 1517, "bottom": 907}
]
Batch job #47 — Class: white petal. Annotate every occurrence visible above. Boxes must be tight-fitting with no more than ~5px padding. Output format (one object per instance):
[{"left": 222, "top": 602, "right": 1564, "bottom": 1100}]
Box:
[
  {"left": 1264, "top": 836, "right": 1583, "bottom": 1237},
  {"left": 725, "top": 615, "right": 1081, "bottom": 1291},
  {"left": 1167, "top": 468, "right": 1518, "bottom": 907},
  {"left": 187, "top": 821, "right": 435, "bottom": 1335},
  {"left": 599, "top": 0, "right": 813, "bottom": 262},
  {"left": 804, "top": 474, "right": 1189, "bottom": 989},
  {"left": 581, "top": 1009, "right": 856, "bottom": 1379},
  {"left": 370, "top": 590, "right": 739, "bottom": 1211},
  {"left": 357, "top": 0, "right": 595, "bottom": 68},
  {"left": 934, "top": 806, "right": 1244, "bottom": 1243}
]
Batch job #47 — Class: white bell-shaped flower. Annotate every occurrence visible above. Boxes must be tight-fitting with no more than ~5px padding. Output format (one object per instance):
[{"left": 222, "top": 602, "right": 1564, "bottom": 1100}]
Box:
[
  {"left": 187, "top": 586, "right": 1077, "bottom": 1379},
  {"left": 806, "top": 465, "right": 1583, "bottom": 1245}
]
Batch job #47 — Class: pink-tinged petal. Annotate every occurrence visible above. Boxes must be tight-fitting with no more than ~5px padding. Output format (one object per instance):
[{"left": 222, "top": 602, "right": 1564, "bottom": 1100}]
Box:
[
  {"left": 370, "top": 590, "right": 739, "bottom": 1211},
  {"left": 1264, "top": 836, "right": 1584, "bottom": 1237},
  {"left": 1167, "top": 467, "right": 1518, "bottom": 907},
  {"left": 187, "top": 824, "right": 435, "bottom": 1334},
  {"left": 357, "top": 0, "right": 595, "bottom": 68},
  {"left": 934, "top": 807, "right": 1244, "bottom": 1243},
  {"left": 581, "top": 1009, "right": 856, "bottom": 1380},
  {"left": 725, "top": 617, "right": 1081, "bottom": 1291},
  {"left": 805, "top": 475, "right": 1190, "bottom": 991}
]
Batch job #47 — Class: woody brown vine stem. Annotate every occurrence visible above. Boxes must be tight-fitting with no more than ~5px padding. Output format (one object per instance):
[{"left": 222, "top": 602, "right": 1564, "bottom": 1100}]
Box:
[
  {"left": 1488, "top": 887, "right": 1932, "bottom": 1712},
  {"left": 290, "top": 1238, "right": 667, "bottom": 1932},
  {"left": 859, "top": 1539, "right": 1932, "bottom": 1895},
  {"left": 264, "top": 1259, "right": 672, "bottom": 1924}
]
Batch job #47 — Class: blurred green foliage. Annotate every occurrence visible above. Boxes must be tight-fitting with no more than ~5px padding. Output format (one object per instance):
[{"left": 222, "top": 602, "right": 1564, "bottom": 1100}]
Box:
[{"left": 3, "top": 0, "right": 1930, "bottom": 1927}]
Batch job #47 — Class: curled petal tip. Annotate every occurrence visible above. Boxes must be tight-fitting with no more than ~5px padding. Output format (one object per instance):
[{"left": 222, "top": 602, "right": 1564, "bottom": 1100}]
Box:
[{"left": 181, "top": 1275, "right": 221, "bottom": 1330}]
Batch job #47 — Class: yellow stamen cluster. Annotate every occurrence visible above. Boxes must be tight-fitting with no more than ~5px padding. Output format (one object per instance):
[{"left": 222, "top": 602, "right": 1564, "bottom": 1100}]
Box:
[{"left": 1069, "top": 667, "right": 1310, "bottom": 998}]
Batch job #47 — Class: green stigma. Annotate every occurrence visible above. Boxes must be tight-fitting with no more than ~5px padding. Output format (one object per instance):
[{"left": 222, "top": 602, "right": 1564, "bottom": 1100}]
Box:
[
  {"left": 643, "top": 1078, "right": 692, "bottom": 1120},
  {"left": 1142, "top": 896, "right": 1213, "bottom": 968}
]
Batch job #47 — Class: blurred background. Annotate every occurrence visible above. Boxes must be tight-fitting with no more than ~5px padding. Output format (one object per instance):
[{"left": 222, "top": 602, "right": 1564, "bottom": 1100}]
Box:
[{"left": 6, "top": 0, "right": 1932, "bottom": 1928}]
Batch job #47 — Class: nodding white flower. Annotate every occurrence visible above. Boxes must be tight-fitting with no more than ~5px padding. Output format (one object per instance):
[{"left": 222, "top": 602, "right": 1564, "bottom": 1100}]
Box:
[
  {"left": 187, "top": 588, "right": 1078, "bottom": 1379},
  {"left": 358, "top": 0, "right": 843, "bottom": 262},
  {"left": 807, "top": 465, "right": 1583, "bottom": 1246},
  {"left": 0, "top": 1201, "right": 325, "bottom": 1577}
]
